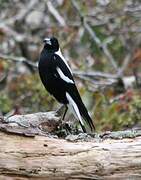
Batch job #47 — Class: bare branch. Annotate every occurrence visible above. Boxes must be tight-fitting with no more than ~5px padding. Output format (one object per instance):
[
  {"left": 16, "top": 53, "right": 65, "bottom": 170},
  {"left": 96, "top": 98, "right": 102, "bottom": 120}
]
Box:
[
  {"left": 0, "top": 23, "right": 26, "bottom": 41},
  {"left": 1, "top": 0, "right": 39, "bottom": 25},
  {"left": 117, "top": 54, "right": 131, "bottom": 77},
  {"left": 71, "top": 0, "right": 118, "bottom": 72},
  {"left": 74, "top": 70, "right": 118, "bottom": 79},
  {"left": 0, "top": 54, "right": 37, "bottom": 69},
  {"left": 46, "top": 1, "right": 66, "bottom": 27}
]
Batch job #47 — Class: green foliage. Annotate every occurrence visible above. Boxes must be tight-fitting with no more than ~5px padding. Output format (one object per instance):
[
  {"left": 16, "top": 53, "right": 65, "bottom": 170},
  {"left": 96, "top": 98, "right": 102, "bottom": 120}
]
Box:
[
  {"left": 109, "top": 38, "right": 126, "bottom": 65},
  {"left": 131, "top": 95, "right": 141, "bottom": 124},
  {"left": 9, "top": 73, "right": 56, "bottom": 113},
  {"left": 0, "top": 92, "right": 12, "bottom": 114},
  {"left": 93, "top": 90, "right": 141, "bottom": 132},
  {"left": 0, "top": 0, "right": 11, "bottom": 9},
  {"left": 0, "top": 64, "right": 56, "bottom": 114}
]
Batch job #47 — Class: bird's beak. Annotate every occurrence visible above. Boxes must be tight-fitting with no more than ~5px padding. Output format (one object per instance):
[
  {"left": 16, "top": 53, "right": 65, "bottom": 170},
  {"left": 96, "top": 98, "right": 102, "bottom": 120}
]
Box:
[{"left": 43, "top": 38, "right": 51, "bottom": 45}]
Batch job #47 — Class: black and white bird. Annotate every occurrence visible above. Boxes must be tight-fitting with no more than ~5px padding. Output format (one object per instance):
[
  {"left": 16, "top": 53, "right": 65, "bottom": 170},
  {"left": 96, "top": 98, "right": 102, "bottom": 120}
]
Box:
[{"left": 38, "top": 37, "right": 95, "bottom": 133}]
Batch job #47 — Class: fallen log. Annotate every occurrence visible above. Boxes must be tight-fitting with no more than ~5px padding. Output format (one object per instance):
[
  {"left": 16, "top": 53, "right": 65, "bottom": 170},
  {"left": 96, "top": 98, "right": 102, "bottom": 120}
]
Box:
[{"left": 0, "top": 112, "right": 141, "bottom": 179}]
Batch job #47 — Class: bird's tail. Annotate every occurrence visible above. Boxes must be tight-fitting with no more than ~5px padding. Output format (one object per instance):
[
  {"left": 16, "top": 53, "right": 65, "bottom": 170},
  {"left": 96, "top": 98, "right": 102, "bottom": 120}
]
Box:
[
  {"left": 66, "top": 89, "right": 95, "bottom": 133},
  {"left": 78, "top": 99, "right": 95, "bottom": 132}
]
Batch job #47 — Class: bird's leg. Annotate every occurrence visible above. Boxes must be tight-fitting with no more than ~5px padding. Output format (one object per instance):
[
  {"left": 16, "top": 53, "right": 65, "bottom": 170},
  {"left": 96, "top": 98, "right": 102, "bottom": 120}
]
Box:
[
  {"left": 62, "top": 105, "right": 68, "bottom": 121},
  {"left": 61, "top": 106, "right": 87, "bottom": 133},
  {"left": 56, "top": 104, "right": 65, "bottom": 115},
  {"left": 55, "top": 105, "right": 68, "bottom": 121},
  {"left": 55, "top": 105, "right": 71, "bottom": 136},
  {"left": 61, "top": 105, "right": 72, "bottom": 134}
]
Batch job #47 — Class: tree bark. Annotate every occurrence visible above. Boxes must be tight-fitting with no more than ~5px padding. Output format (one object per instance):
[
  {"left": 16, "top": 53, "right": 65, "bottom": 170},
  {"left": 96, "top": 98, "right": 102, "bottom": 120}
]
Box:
[{"left": 0, "top": 129, "right": 141, "bottom": 179}]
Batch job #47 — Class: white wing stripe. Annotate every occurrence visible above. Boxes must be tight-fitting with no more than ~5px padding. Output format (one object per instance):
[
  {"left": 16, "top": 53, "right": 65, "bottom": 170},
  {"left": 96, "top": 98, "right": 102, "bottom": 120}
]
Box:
[
  {"left": 55, "top": 48, "right": 73, "bottom": 74},
  {"left": 66, "top": 92, "right": 84, "bottom": 125},
  {"left": 57, "top": 67, "right": 74, "bottom": 84}
]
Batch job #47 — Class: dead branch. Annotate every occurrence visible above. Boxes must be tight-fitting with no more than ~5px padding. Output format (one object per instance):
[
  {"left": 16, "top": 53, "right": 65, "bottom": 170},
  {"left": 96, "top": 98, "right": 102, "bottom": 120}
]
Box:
[
  {"left": 0, "top": 52, "right": 137, "bottom": 90},
  {"left": 0, "top": 53, "right": 37, "bottom": 70},
  {"left": 0, "top": 121, "right": 141, "bottom": 179},
  {"left": 71, "top": 0, "right": 118, "bottom": 72},
  {"left": 74, "top": 70, "right": 137, "bottom": 90},
  {"left": 1, "top": 111, "right": 60, "bottom": 136},
  {"left": 46, "top": 1, "right": 66, "bottom": 27},
  {"left": 0, "top": 23, "right": 26, "bottom": 41},
  {"left": 3, "top": 0, "right": 39, "bottom": 25}
]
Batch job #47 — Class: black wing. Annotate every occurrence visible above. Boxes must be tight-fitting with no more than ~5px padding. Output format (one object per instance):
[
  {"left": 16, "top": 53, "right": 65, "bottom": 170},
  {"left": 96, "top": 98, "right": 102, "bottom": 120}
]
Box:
[
  {"left": 53, "top": 54, "right": 74, "bottom": 83},
  {"left": 53, "top": 54, "right": 95, "bottom": 132}
]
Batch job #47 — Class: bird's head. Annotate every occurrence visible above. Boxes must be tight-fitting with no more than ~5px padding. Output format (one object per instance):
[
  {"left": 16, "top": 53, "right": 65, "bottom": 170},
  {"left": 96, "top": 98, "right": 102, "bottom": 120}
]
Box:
[{"left": 43, "top": 37, "right": 59, "bottom": 52}]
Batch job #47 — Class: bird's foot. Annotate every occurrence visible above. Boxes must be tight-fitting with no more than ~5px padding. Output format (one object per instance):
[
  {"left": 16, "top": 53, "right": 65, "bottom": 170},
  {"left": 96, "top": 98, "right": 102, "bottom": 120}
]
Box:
[{"left": 55, "top": 122, "right": 72, "bottom": 137}]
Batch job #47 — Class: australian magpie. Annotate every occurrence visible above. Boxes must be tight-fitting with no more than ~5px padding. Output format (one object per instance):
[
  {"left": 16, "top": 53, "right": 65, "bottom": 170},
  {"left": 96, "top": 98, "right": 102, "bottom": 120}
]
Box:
[{"left": 38, "top": 37, "right": 95, "bottom": 133}]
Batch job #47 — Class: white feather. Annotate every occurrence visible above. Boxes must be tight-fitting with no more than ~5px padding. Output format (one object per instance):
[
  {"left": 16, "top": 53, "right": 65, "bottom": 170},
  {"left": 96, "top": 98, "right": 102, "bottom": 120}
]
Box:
[
  {"left": 66, "top": 92, "right": 84, "bottom": 125},
  {"left": 56, "top": 67, "right": 74, "bottom": 84},
  {"left": 55, "top": 48, "right": 72, "bottom": 74},
  {"left": 44, "top": 38, "right": 51, "bottom": 45}
]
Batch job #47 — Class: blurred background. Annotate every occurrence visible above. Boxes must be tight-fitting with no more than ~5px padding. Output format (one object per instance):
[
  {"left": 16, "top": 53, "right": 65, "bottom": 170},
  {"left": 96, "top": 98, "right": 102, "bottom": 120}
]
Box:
[{"left": 0, "top": 0, "right": 141, "bottom": 132}]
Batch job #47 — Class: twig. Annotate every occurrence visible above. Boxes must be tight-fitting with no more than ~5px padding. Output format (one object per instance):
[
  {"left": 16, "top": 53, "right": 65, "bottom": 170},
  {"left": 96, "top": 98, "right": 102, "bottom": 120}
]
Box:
[
  {"left": 74, "top": 70, "right": 118, "bottom": 79},
  {"left": 46, "top": 1, "right": 66, "bottom": 27},
  {"left": 0, "top": 54, "right": 37, "bottom": 69},
  {"left": 0, "top": 53, "right": 117, "bottom": 80},
  {"left": 124, "top": 5, "right": 141, "bottom": 13},
  {"left": 71, "top": 0, "right": 118, "bottom": 71},
  {"left": 0, "top": 53, "right": 120, "bottom": 89},
  {"left": 117, "top": 54, "right": 131, "bottom": 77},
  {"left": 1, "top": 0, "right": 39, "bottom": 25},
  {"left": 0, "top": 23, "right": 26, "bottom": 41}
]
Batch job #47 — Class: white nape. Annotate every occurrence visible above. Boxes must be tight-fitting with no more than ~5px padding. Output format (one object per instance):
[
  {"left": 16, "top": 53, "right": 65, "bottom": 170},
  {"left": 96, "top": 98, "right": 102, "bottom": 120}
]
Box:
[
  {"left": 55, "top": 48, "right": 73, "bottom": 74},
  {"left": 66, "top": 92, "right": 84, "bottom": 125},
  {"left": 57, "top": 67, "right": 74, "bottom": 84}
]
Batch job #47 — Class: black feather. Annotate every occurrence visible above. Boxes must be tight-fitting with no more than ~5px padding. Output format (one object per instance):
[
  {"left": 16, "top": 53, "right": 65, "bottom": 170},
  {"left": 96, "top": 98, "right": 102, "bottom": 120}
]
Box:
[{"left": 38, "top": 37, "right": 95, "bottom": 132}]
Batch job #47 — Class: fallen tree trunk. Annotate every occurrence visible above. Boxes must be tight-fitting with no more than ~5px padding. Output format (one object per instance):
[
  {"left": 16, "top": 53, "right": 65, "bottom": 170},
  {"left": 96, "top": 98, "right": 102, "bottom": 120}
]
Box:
[{"left": 0, "top": 113, "right": 141, "bottom": 179}]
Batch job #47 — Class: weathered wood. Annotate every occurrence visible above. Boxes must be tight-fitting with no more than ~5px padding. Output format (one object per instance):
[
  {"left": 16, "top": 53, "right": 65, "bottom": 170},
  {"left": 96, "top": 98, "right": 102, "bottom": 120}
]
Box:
[
  {"left": 0, "top": 111, "right": 61, "bottom": 136},
  {"left": 0, "top": 113, "right": 141, "bottom": 179},
  {"left": 0, "top": 130, "right": 141, "bottom": 179}
]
